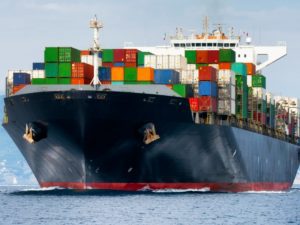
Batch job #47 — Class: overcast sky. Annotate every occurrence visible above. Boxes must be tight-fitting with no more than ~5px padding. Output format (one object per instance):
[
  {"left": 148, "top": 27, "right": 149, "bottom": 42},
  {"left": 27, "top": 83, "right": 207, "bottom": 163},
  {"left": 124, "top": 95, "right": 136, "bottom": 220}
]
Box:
[{"left": 0, "top": 0, "right": 299, "bottom": 97}]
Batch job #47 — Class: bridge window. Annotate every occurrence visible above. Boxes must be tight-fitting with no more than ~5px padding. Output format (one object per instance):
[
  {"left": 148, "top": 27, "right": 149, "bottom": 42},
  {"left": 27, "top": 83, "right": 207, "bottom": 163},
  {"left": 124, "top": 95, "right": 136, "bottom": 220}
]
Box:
[
  {"left": 238, "top": 54, "right": 241, "bottom": 58},
  {"left": 244, "top": 54, "right": 247, "bottom": 58},
  {"left": 180, "top": 43, "right": 185, "bottom": 47},
  {"left": 186, "top": 43, "right": 191, "bottom": 47},
  {"left": 192, "top": 43, "right": 196, "bottom": 47},
  {"left": 207, "top": 43, "right": 213, "bottom": 47},
  {"left": 224, "top": 43, "right": 229, "bottom": 47},
  {"left": 230, "top": 43, "right": 236, "bottom": 47},
  {"left": 202, "top": 43, "right": 207, "bottom": 47},
  {"left": 217, "top": 43, "right": 223, "bottom": 47},
  {"left": 196, "top": 43, "right": 201, "bottom": 47},
  {"left": 213, "top": 43, "right": 217, "bottom": 47},
  {"left": 174, "top": 43, "right": 179, "bottom": 47}
]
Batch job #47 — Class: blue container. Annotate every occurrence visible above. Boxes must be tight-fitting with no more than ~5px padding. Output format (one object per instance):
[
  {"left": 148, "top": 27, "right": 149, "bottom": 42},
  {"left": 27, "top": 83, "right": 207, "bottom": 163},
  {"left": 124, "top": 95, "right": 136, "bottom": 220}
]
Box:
[
  {"left": 32, "top": 62, "right": 45, "bottom": 70},
  {"left": 114, "top": 62, "right": 125, "bottom": 67},
  {"left": 13, "top": 73, "right": 31, "bottom": 85},
  {"left": 231, "top": 63, "right": 247, "bottom": 76},
  {"left": 154, "top": 69, "right": 179, "bottom": 84},
  {"left": 98, "top": 67, "right": 111, "bottom": 80},
  {"left": 98, "top": 52, "right": 102, "bottom": 58},
  {"left": 199, "top": 81, "right": 217, "bottom": 97}
]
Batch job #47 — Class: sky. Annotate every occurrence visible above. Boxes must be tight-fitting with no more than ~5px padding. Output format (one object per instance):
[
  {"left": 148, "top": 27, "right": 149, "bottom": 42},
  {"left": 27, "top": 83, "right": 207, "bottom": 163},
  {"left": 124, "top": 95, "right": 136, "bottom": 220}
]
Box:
[{"left": 0, "top": 0, "right": 300, "bottom": 97}]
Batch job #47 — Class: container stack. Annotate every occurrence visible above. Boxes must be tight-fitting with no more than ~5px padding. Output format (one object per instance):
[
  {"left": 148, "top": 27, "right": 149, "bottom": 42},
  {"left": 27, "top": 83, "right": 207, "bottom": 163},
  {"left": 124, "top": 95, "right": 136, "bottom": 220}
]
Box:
[
  {"left": 12, "top": 72, "right": 31, "bottom": 94},
  {"left": 266, "top": 93, "right": 276, "bottom": 128}
]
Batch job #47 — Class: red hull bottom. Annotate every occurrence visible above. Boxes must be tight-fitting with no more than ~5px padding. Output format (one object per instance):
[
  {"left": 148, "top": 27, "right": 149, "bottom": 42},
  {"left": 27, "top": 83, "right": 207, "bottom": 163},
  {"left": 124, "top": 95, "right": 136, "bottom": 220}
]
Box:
[{"left": 40, "top": 182, "right": 292, "bottom": 192}]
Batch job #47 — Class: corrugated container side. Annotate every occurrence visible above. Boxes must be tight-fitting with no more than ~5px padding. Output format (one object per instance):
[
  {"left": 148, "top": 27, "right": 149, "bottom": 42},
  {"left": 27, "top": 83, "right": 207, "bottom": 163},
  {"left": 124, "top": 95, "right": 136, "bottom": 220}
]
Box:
[
  {"left": 125, "top": 49, "right": 138, "bottom": 63},
  {"left": 172, "top": 84, "right": 194, "bottom": 98},
  {"left": 102, "top": 62, "right": 113, "bottom": 67},
  {"left": 196, "top": 50, "right": 208, "bottom": 63},
  {"left": 231, "top": 63, "right": 247, "bottom": 76},
  {"left": 113, "top": 49, "right": 125, "bottom": 62},
  {"left": 207, "top": 50, "right": 219, "bottom": 64},
  {"left": 185, "top": 50, "right": 197, "bottom": 64},
  {"left": 33, "top": 63, "right": 45, "bottom": 70},
  {"left": 31, "top": 78, "right": 46, "bottom": 85},
  {"left": 198, "top": 96, "right": 217, "bottom": 112},
  {"left": 199, "top": 81, "right": 217, "bottom": 97},
  {"left": 219, "top": 49, "right": 236, "bottom": 62},
  {"left": 124, "top": 67, "right": 137, "bottom": 81},
  {"left": 219, "top": 63, "right": 231, "bottom": 70},
  {"left": 154, "top": 69, "right": 179, "bottom": 84},
  {"left": 138, "top": 52, "right": 152, "bottom": 66},
  {"left": 114, "top": 62, "right": 125, "bottom": 67},
  {"left": 58, "top": 78, "right": 71, "bottom": 84},
  {"left": 71, "top": 78, "right": 91, "bottom": 85},
  {"left": 98, "top": 67, "right": 111, "bottom": 81},
  {"left": 13, "top": 73, "right": 31, "bottom": 85},
  {"left": 245, "top": 63, "right": 256, "bottom": 75},
  {"left": 111, "top": 67, "right": 124, "bottom": 81},
  {"left": 189, "top": 97, "right": 199, "bottom": 112},
  {"left": 58, "top": 63, "right": 72, "bottom": 77},
  {"left": 137, "top": 67, "right": 154, "bottom": 81},
  {"left": 81, "top": 50, "right": 91, "bottom": 56},
  {"left": 102, "top": 49, "right": 114, "bottom": 62},
  {"left": 71, "top": 63, "right": 94, "bottom": 79},
  {"left": 45, "top": 78, "right": 59, "bottom": 84},
  {"left": 58, "top": 47, "right": 81, "bottom": 63},
  {"left": 32, "top": 70, "right": 45, "bottom": 79},
  {"left": 198, "top": 66, "right": 217, "bottom": 82},
  {"left": 252, "top": 74, "right": 266, "bottom": 88},
  {"left": 45, "top": 63, "right": 59, "bottom": 77},
  {"left": 218, "top": 99, "right": 236, "bottom": 115},
  {"left": 44, "top": 47, "right": 59, "bottom": 62}
]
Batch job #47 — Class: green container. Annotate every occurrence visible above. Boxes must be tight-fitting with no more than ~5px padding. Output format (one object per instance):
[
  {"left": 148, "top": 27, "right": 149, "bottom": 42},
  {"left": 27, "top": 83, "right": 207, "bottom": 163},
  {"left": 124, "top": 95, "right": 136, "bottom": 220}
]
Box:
[
  {"left": 252, "top": 74, "right": 266, "bottom": 88},
  {"left": 235, "top": 75, "right": 247, "bottom": 89},
  {"left": 44, "top": 47, "right": 59, "bottom": 62},
  {"left": 137, "top": 51, "right": 152, "bottom": 66},
  {"left": 102, "top": 49, "right": 114, "bottom": 62},
  {"left": 58, "top": 47, "right": 80, "bottom": 62},
  {"left": 58, "top": 78, "right": 71, "bottom": 84},
  {"left": 172, "top": 84, "right": 193, "bottom": 98},
  {"left": 219, "top": 49, "right": 236, "bottom": 62},
  {"left": 231, "top": 63, "right": 247, "bottom": 76},
  {"left": 45, "top": 78, "right": 59, "bottom": 84},
  {"left": 45, "top": 63, "right": 59, "bottom": 77},
  {"left": 196, "top": 63, "right": 208, "bottom": 69},
  {"left": 58, "top": 63, "right": 72, "bottom": 77},
  {"left": 124, "top": 67, "right": 137, "bottom": 81},
  {"left": 185, "top": 50, "right": 197, "bottom": 64},
  {"left": 31, "top": 78, "right": 46, "bottom": 85}
]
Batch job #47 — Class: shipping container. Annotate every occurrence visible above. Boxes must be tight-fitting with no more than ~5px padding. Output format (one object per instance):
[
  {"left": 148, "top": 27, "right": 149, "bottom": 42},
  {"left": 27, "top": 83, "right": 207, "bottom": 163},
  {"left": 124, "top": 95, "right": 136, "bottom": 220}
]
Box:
[
  {"left": 186, "top": 64, "right": 196, "bottom": 70},
  {"left": 45, "top": 78, "right": 59, "bottom": 84},
  {"left": 7, "top": 70, "right": 33, "bottom": 85},
  {"left": 58, "top": 47, "right": 81, "bottom": 62},
  {"left": 154, "top": 69, "right": 179, "bottom": 84},
  {"left": 231, "top": 63, "right": 247, "bottom": 76},
  {"left": 125, "top": 49, "right": 138, "bottom": 63},
  {"left": 102, "top": 62, "right": 113, "bottom": 67},
  {"left": 189, "top": 97, "right": 199, "bottom": 112},
  {"left": 235, "top": 75, "right": 247, "bottom": 89},
  {"left": 112, "top": 81, "right": 124, "bottom": 85},
  {"left": 101, "top": 81, "right": 112, "bottom": 85},
  {"left": 31, "top": 78, "right": 46, "bottom": 85},
  {"left": 111, "top": 67, "right": 124, "bottom": 81},
  {"left": 71, "top": 78, "right": 91, "bottom": 85},
  {"left": 245, "top": 63, "right": 256, "bottom": 75},
  {"left": 253, "top": 112, "right": 266, "bottom": 124},
  {"left": 144, "top": 55, "right": 187, "bottom": 70},
  {"left": 217, "top": 70, "right": 235, "bottom": 86},
  {"left": 247, "top": 75, "right": 252, "bottom": 87},
  {"left": 44, "top": 47, "right": 59, "bottom": 62},
  {"left": 207, "top": 50, "right": 219, "bottom": 64},
  {"left": 58, "top": 78, "right": 71, "bottom": 84},
  {"left": 218, "top": 85, "right": 236, "bottom": 100},
  {"left": 198, "top": 66, "right": 217, "bottom": 82},
  {"left": 98, "top": 67, "right": 111, "bottom": 81},
  {"left": 32, "top": 70, "right": 45, "bottom": 79},
  {"left": 102, "top": 49, "right": 114, "bottom": 62},
  {"left": 58, "top": 63, "right": 72, "bottom": 77},
  {"left": 180, "top": 70, "right": 198, "bottom": 84},
  {"left": 172, "top": 84, "right": 194, "bottom": 98},
  {"left": 218, "top": 99, "right": 236, "bottom": 115},
  {"left": 125, "top": 62, "right": 137, "bottom": 67},
  {"left": 198, "top": 96, "right": 217, "bottom": 112},
  {"left": 198, "top": 81, "right": 217, "bottom": 97},
  {"left": 196, "top": 64, "right": 208, "bottom": 69},
  {"left": 124, "top": 67, "right": 137, "bottom": 81},
  {"left": 219, "top": 49, "right": 235, "bottom": 62},
  {"left": 196, "top": 50, "right": 209, "bottom": 63},
  {"left": 137, "top": 67, "right": 154, "bottom": 81},
  {"left": 137, "top": 51, "right": 152, "bottom": 66},
  {"left": 81, "top": 55, "right": 102, "bottom": 67},
  {"left": 113, "top": 49, "right": 125, "bottom": 62},
  {"left": 33, "top": 62, "right": 45, "bottom": 70},
  {"left": 114, "top": 62, "right": 125, "bottom": 67},
  {"left": 80, "top": 50, "right": 91, "bottom": 56},
  {"left": 219, "top": 63, "right": 231, "bottom": 70},
  {"left": 185, "top": 50, "right": 197, "bottom": 64},
  {"left": 252, "top": 74, "right": 266, "bottom": 88},
  {"left": 45, "top": 63, "right": 59, "bottom": 77},
  {"left": 71, "top": 63, "right": 94, "bottom": 79}
]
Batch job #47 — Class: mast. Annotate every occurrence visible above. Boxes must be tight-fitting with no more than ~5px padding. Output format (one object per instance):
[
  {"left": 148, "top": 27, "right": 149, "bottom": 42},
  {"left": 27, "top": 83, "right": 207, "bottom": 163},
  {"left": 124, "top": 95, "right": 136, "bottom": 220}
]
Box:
[{"left": 89, "top": 15, "right": 103, "bottom": 86}]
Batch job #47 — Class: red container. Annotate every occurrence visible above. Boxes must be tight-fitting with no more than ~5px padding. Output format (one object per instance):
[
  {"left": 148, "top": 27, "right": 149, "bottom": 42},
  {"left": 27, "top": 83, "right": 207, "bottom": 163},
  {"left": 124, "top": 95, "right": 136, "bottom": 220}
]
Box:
[
  {"left": 81, "top": 50, "right": 91, "bottom": 56},
  {"left": 245, "top": 63, "right": 256, "bottom": 75},
  {"left": 198, "top": 96, "right": 217, "bottom": 112},
  {"left": 125, "top": 62, "right": 137, "bottom": 67},
  {"left": 253, "top": 112, "right": 266, "bottom": 124},
  {"left": 196, "top": 50, "right": 208, "bottom": 63},
  {"left": 199, "top": 66, "right": 217, "bottom": 81},
  {"left": 165, "top": 84, "right": 173, "bottom": 89},
  {"left": 207, "top": 50, "right": 219, "bottom": 63},
  {"left": 102, "top": 62, "right": 113, "bottom": 67},
  {"left": 100, "top": 81, "right": 112, "bottom": 85},
  {"left": 113, "top": 49, "right": 125, "bottom": 62},
  {"left": 219, "top": 63, "right": 231, "bottom": 70},
  {"left": 71, "top": 78, "right": 91, "bottom": 85},
  {"left": 125, "top": 49, "right": 138, "bottom": 63},
  {"left": 189, "top": 97, "right": 199, "bottom": 112},
  {"left": 72, "top": 63, "right": 94, "bottom": 79}
]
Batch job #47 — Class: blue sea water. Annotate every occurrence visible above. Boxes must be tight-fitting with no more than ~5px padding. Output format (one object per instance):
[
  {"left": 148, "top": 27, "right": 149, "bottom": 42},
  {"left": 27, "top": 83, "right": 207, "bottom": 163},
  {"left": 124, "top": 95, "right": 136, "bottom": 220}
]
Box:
[{"left": 0, "top": 186, "right": 299, "bottom": 225}]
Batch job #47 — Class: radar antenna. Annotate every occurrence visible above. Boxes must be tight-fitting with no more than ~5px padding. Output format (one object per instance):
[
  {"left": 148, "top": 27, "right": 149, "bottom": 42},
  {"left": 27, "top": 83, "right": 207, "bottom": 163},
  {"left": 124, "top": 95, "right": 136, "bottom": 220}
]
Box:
[{"left": 89, "top": 15, "right": 103, "bottom": 87}]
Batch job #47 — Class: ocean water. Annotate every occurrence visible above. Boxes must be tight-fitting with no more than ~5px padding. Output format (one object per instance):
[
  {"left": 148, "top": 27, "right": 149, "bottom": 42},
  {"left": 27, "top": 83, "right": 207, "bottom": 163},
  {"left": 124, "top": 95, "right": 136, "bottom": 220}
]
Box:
[{"left": 0, "top": 186, "right": 299, "bottom": 225}]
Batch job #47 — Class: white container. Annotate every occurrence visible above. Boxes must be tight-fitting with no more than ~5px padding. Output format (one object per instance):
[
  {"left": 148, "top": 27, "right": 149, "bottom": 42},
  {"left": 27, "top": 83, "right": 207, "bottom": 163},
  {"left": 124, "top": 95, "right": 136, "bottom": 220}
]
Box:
[
  {"left": 252, "top": 87, "right": 266, "bottom": 98},
  {"left": 186, "top": 64, "right": 196, "bottom": 70},
  {"left": 144, "top": 55, "right": 187, "bottom": 70},
  {"left": 180, "top": 70, "right": 198, "bottom": 84},
  {"left": 218, "top": 70, "right": 235, "bottom": 85},
  {"left": 81, "top": 55, "right": 102, "bottom": 66},
  {"left": 218, "top": 84, "right": 236, "bottom": 100},
  {"left": 218, "top": 99, "right": 236, "bottom": 115},
  {"left": 247, "top": 75, "right": 252, "bottom": 87},
  {"left": 32, "top": 70, "right": 45, "bottom": 79},
  {"left": 144, "top": 55, "right": 157, "bottom": 68}
]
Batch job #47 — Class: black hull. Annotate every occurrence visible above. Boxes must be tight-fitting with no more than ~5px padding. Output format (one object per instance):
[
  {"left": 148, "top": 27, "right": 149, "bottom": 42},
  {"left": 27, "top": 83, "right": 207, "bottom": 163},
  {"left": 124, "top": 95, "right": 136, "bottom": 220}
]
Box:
[{"left": 3, "top": 90, "right": 300, "bottom": 192}]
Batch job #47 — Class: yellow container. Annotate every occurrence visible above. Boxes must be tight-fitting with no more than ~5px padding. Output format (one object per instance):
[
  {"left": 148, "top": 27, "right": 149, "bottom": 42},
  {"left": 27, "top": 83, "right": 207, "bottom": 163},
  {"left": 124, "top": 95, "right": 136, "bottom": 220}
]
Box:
[
  {"left": 137, "top": 67, "right": 154, "bottom": 81},
  {"left": 111, "top": 67, "right": 124, "bottom": 81}
]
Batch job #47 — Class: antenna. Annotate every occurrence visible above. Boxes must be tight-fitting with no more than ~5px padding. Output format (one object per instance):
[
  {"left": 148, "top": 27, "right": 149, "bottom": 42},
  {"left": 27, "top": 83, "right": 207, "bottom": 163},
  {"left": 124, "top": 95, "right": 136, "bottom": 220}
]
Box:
[
  {"left": 203, "top": 16, "right": 209, "bottom": 38},
  {"left": 89, "top": 15, "right": 103, "bottom": 87}
]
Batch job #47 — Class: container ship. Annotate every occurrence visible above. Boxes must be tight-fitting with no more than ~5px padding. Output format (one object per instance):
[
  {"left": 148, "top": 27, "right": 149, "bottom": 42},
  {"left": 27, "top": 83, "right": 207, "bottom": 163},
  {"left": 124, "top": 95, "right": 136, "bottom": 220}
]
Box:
[{"left": 2, "top": 17, "right": 300, "bottom": 192}]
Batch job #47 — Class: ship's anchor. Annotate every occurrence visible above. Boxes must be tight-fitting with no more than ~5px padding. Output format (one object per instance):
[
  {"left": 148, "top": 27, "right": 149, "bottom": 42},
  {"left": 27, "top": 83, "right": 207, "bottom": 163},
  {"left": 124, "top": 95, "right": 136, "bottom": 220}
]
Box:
[
  {"left": 23, "top": 122, "right": 47, "bottom": 144},
  {"left": 140, "top": 123, "right": 160, "bottom": 145}
]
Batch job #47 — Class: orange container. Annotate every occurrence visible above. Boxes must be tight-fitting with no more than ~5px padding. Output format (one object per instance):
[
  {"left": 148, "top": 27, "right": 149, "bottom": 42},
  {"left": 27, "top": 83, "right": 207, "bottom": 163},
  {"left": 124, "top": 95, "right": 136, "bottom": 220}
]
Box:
[
  {"left": 137, "top": 67, "right": 154, "bottom": 81},
  {"left": 245, "top": 63, "right": 256, "bottom": 75},
  {"left": 71, "top": 78, "right": 91, "bottom": 85},
  {"left": 12, "top": 84, "right": 27, "bottom": 94},
  {"left": 111, "top": 67, "right": 124, "bottom": 81},
  {"left": 81, "top": 50, "right": 91, "bottom": 56},
  {"left": 219, "top": 63, "right": 231, "bottom": 70},
  {"left": 165, "top": 84, "right": 173, "bottom": 89}
]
